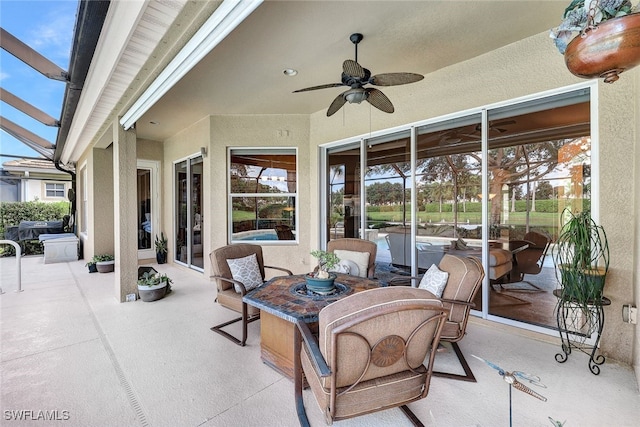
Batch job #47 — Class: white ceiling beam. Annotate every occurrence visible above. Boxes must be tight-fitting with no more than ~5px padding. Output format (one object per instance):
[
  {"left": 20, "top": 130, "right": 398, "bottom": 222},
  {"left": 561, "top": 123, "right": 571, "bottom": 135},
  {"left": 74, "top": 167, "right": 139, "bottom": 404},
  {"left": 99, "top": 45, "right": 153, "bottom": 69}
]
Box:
[{"left": 120, "top": 0, "right": 263, "bottom": 131}]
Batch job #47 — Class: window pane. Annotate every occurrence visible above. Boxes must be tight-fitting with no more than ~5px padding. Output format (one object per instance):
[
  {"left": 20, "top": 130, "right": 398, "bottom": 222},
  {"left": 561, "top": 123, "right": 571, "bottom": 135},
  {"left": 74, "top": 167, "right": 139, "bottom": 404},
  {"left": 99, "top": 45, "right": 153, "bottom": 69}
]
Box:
[
  {"left": 45, "top": 183, "right": 65, "bottom": 197},
  {"left": 231, "top": 196, "right": 296, "bottom": 241},
  {"left": 229, "top": 149, "right": 297, "bottom": 243},
  {"left": 137, "top": 169, "right": 152, "bottom": 250},
  {"left": 230, "top": 150, "right": 296, "bottom": 194}
]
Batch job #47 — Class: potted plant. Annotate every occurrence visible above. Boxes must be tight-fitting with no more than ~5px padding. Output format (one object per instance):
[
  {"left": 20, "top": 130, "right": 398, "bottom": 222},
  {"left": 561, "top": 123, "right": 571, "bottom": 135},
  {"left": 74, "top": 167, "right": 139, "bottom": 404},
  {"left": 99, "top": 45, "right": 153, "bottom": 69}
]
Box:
[
  {"left": 85, "top": 257, "right": 98, "bottom": 273},
  {"left": 137, "top": 270, "right": 172, "bottom": 302},
  {"left": 553, "top": 208, "right": 610, "bottom": 312},
  {"left": 95, "top": 254, "right": 115, "bottom": 273},
  {"left": 155, "top": 232, "right": 168, "bottom": 264},
  {"left": 550, "top": 0, "right": 640, "bottom": 83},
  {"left": 306, "top": 250, "right": 340, "bottom": 294}
]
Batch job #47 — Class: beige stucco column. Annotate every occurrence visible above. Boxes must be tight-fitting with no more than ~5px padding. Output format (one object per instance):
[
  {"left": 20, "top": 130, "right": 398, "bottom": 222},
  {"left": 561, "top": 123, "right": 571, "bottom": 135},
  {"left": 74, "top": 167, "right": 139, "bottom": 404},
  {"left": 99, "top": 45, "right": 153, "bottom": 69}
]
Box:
[{"left": 113, "top": 120, "right": 138, "bottom": 302}]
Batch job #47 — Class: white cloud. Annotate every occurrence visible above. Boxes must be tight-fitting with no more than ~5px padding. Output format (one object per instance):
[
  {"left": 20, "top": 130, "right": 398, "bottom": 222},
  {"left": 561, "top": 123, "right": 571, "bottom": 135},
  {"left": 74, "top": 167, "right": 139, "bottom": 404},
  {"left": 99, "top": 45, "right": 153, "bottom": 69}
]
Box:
[
  {"left": 27, "top": 3, "right": 76, "bottom": 65},
  {"left": 0, "top": 72, "right": 10, "bottom": 81}
]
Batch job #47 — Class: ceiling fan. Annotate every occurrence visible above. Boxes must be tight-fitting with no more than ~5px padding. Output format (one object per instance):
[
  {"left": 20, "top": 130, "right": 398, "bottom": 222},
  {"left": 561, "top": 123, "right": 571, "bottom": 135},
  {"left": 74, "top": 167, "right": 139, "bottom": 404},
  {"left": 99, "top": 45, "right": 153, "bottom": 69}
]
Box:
[{"left": 293, "top": 33, "right": 424, "bottom": 117}]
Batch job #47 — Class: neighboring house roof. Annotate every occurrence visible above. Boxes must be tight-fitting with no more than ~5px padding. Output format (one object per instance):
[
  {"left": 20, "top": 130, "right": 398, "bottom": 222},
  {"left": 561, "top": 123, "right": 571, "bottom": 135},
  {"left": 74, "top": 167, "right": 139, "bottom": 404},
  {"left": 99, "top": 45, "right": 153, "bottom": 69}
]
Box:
[{"left": 2, "top": 158, "right": 70, "bottom": 178}]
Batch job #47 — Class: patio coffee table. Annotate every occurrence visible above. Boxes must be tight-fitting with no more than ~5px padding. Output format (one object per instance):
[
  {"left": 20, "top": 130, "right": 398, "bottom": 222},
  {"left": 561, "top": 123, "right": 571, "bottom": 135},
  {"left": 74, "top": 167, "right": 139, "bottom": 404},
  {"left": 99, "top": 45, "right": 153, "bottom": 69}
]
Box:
[{"left": 243, "top": 273, "right": 381, "bottom": 379}]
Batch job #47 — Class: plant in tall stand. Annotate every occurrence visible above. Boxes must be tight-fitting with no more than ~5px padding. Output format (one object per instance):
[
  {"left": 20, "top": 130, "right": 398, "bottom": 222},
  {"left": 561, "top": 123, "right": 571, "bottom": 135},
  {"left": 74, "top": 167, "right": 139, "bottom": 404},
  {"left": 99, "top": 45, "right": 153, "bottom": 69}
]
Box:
[
  {"left": 553, "top": 208, "right": 610, "bottom": 315},
  {"left": 155, "top": 232, "right": 168, "bottom": 264}
]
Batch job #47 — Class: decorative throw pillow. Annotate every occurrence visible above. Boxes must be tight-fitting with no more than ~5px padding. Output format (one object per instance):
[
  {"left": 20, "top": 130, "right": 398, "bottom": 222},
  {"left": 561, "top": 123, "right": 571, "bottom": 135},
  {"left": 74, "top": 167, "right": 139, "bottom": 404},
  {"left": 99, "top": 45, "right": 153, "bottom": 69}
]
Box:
[
  {"left": 333, "top": 250, "right": 369, "bottom": 278},
  {"left": 329, "top": 259, "right": 359, "bottom": 276},
  {"left": 226, "top": 253, "right": 263, "bottom": 293},
  {"left": 418, "top": 263, "right": 449, "bottom": 297}
]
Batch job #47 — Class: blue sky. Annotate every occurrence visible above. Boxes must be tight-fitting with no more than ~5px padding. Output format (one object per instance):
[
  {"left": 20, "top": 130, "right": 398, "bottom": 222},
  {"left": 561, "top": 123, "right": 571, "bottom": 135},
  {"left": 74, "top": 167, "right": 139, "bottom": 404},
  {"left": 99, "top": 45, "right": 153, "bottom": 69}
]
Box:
[{"left": 0, "top": 0, "right": 77, "bottom": 164}]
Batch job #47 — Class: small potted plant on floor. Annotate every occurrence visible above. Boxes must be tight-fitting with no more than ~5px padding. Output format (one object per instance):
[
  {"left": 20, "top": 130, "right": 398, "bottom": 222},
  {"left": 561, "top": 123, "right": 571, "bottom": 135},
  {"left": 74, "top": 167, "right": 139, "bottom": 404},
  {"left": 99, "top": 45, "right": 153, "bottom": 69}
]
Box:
[
  {"left": 85, "top": 256, "right": 98, "bottom": 273},
  {"left": 306, "top": 250, "right": 340, "bottom": 294},
  {"left": 137, "top": 270, "right": 172, "bottom": 302},
  {"left": 155, "top": 232, "right": 168, "bottom": 264},
  {"left": 95, "top": 254, "right": 115, "bottom": 273}
]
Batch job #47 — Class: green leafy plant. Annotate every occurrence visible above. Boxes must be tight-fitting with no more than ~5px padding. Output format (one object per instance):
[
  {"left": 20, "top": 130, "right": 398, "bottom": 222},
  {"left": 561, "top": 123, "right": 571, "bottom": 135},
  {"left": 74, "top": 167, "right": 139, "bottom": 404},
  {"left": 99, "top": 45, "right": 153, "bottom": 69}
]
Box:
[
  {"left": 550, "top": 0, "right": 639, "bottom": 54},
  {"left": 310, "top": 250, "right": 340, "bottom": 278},
  {"left": 94, "top": 254, "right": 114, "bottom": 262},
  {"left": 137, "top": 271, "right": 172, "bottom": 293},
  {"left": 155, "top": 232, "right": 168, "bottom": 255},
  {"left": 553, "top": 208, "right": 609, "bottom": 311}
]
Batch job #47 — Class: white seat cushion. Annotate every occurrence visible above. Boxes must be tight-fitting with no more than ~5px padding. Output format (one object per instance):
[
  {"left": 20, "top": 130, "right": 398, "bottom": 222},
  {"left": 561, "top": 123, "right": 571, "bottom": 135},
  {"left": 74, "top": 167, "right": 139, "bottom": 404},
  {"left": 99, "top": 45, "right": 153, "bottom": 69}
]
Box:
[{"left": 333, "top": 250, "right": 369, "bottom": 278}]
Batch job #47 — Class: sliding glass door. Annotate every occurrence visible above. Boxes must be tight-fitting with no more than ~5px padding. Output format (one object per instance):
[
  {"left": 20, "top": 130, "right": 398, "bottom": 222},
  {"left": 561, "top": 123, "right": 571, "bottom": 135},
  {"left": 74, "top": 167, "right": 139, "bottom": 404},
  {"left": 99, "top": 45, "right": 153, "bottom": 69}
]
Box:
[
  {"left": 174, "top": 155, "right": 204, "bottom": 271},
  {"left": 137, "top": 160, "right": 159, "bottom": 260},
  {"left": 321, "top": 86, "right": 593, "bottom": 333}
]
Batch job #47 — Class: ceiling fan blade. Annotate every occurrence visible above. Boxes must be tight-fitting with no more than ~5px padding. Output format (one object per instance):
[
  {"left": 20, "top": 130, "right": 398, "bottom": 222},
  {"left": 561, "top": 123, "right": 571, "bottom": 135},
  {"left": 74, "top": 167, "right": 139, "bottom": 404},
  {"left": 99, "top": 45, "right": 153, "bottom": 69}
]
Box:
[
  {"left": 293, "top": 83, "right": 343, "bottom": 93},
  {"left": 343, "top": 59, "right": 365, "bottom": 79},
  {"left": 370, "top": 72, "right": 424, "bottom": 86},
  {"left": 327, "top": 92, "right": 348, "bottom": 117},
  {"left": 366, "top": 88, "right": 394, "bottom": 113}
]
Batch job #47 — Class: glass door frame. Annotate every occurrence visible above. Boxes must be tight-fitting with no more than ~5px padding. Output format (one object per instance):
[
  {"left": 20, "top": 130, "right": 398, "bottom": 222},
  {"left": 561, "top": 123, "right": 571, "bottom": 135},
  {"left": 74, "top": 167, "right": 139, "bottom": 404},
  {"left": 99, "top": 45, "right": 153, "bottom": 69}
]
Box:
[
  {"left": 173, "top": 153, "right": 204, "bottom": 272},
  {"left": 319, "top": 81, "right": 598, "bottom": 337},
  {"left": 137, "top": 159, "right": 160, "bottom": 260}
]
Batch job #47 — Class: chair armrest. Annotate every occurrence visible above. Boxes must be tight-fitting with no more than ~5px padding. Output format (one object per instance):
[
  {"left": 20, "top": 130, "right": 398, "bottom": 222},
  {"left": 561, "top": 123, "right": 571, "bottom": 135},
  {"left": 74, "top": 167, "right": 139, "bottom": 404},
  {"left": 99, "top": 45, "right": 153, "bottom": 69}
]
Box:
[
  {"left": 440, "top": 297, "right": 476, "bottom": 309},
  {"left": 295, "top": 319, "right": 330, "bottom": 378},
  {"left": 210, "top": 274, "right": 248, "bottom": 295},
  {"left": 265, "top": 265, "right": 293, "bottom": 275},
  {"left": 387, "top": 276, "right": 421, "bottom": 287}
]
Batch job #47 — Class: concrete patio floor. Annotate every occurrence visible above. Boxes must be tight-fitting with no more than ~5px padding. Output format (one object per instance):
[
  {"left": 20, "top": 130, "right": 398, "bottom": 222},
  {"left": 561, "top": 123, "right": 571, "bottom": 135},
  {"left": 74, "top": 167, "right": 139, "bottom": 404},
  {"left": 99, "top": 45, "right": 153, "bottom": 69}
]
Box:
[{"left": 1, "top": 256, "right": 639, "bottom": 427}]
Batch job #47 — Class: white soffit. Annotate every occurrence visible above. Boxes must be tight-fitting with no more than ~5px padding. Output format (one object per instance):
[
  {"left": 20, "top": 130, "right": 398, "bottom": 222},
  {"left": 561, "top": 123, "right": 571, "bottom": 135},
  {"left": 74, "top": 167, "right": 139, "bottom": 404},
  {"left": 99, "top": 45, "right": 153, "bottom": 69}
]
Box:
[
  {"left": 61, "top": 0, "right": 188, "bottom": 163},
  {"left": 120, "top": 0, "right": 263, "bottom": 130}
]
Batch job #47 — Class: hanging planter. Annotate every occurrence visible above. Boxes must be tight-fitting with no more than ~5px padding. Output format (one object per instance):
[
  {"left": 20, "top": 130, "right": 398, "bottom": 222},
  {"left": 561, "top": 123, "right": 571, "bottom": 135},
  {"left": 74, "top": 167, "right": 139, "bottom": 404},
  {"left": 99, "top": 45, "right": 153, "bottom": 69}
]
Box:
[
  {"left": 565, "top": 13, "right": 640, "bottom": 83},
  {"left": 550, "top": 1, "right": 640, "bottom": 83}
]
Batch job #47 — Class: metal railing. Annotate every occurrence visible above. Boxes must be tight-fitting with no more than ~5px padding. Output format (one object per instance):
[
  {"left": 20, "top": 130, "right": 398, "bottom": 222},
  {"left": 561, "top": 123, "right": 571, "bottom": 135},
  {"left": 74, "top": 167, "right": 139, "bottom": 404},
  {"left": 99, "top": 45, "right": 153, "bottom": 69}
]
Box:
[{"left": 0, "top": 240, "right": 22, "bottom": 293}]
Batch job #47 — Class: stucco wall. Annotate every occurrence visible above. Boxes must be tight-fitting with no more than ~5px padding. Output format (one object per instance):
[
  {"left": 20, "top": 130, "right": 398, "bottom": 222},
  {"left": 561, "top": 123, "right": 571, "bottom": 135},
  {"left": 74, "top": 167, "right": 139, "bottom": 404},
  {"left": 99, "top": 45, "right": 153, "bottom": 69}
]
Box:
[
  {"left": 208, "top": 114, "right": 311, "bottom": 276},
  {"left": 137, "top": 138, "right": 164, "bottom": 161},
  {"left": 92, "top": 146, "right": 114, "bottom": 258},
  {"left": 308, "top": 31, "right": 638, "bottom": 364}
]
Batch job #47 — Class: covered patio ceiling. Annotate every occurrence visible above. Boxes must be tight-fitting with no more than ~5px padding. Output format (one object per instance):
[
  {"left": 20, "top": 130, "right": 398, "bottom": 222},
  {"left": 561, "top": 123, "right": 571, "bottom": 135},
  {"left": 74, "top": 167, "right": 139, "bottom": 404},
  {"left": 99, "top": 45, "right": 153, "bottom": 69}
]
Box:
[{"left": 61, "top": 1, "right": 567, "bottom": 160}]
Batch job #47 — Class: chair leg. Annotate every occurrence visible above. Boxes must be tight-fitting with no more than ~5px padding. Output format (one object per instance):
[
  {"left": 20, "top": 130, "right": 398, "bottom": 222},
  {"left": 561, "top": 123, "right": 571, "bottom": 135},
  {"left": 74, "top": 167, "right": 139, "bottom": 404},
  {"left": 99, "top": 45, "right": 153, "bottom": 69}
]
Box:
[
  {"left": 432, "top": 341, "right": 477, "bottom": 382},
  {"left": 294, "top": 325, "right": 311, "bottom": 427},
  {"left": 399, "top": 405, "right": 425, "bottom": 427},
  {"left": 210, "top": 304, "right": 259, "bottom": 346}
]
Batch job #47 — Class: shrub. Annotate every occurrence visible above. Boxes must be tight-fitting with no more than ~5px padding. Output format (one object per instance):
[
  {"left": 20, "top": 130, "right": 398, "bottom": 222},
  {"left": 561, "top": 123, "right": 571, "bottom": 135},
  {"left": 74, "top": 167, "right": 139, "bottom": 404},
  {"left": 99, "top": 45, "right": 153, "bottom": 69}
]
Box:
[{"left": 0, "top": 201, "right": 70, "bottom": 256}]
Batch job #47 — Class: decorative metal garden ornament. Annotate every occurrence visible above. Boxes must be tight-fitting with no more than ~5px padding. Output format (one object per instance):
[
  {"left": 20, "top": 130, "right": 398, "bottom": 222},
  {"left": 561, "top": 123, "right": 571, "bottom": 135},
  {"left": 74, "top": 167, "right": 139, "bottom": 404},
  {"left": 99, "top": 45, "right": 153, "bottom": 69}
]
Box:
[{"left": 472, "top": 355, "right": 547, "bottom": 427}]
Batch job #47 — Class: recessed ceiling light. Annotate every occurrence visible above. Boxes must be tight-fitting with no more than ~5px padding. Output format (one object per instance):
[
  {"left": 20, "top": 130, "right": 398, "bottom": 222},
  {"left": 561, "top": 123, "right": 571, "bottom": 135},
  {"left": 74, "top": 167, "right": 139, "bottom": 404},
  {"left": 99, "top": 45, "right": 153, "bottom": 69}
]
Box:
[
  {"left": 283, "top": 68, "right": 298, "bottom": 76},
  {"left": 149, "top": 121, "right": 159, "bottom": 125}
]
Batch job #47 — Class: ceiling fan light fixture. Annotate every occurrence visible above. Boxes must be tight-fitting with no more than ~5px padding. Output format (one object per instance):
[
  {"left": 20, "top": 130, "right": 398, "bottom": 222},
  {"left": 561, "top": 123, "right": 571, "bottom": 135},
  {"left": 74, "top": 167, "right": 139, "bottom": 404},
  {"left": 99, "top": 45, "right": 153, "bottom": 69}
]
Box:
[{"left": 344, "top": 89, "right": 367, "bottom": 104}]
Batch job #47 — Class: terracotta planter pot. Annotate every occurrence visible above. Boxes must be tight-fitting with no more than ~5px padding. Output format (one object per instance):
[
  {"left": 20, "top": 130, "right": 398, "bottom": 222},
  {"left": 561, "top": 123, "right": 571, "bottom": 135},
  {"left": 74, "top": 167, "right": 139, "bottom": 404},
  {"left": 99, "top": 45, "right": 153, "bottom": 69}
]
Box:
[{"left": 564, "top": 13, "right": 640, "bottom": 83}]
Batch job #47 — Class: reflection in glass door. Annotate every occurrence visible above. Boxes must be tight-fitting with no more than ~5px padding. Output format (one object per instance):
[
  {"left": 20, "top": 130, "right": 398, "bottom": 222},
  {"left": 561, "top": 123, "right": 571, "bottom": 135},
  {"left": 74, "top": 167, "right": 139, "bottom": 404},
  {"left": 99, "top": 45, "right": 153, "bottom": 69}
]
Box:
[
  {"left": 190, "top": 157, "right": 203, "bottom": 269},
  {"left": 174, "top": 155, "right": 204, "bottom": 270},
  {"left": 137, "top": 160, "right": 158, "bottom": 260},
  {"left": 321, "top": 88, "right": 592, "bottom": 333},
  {"left": 327, "top": 143, "right": 361, "bottom": 243}
]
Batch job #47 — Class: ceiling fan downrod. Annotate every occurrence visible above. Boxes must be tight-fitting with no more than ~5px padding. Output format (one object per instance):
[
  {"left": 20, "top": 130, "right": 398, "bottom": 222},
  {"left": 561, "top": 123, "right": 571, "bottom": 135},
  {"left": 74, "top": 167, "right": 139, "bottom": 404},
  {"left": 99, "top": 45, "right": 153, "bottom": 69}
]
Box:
[{"left": 350, "top": 33, "right": 363, "bottom": 63}]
